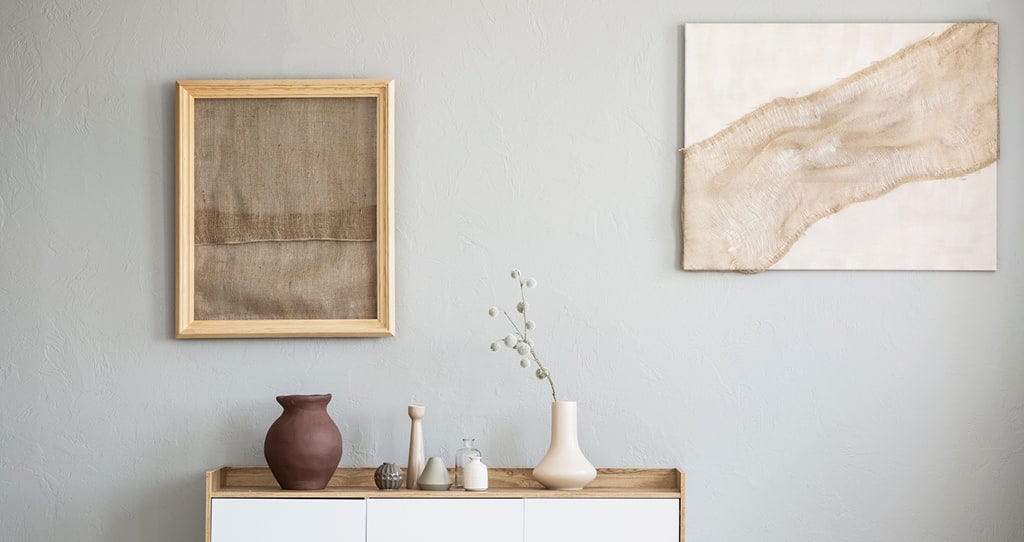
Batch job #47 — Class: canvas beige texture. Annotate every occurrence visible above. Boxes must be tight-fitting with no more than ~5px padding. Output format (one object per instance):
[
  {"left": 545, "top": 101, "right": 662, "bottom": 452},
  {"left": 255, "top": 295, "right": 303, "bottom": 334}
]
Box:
[
  {"left": 194, "top": 241, "right": 377, "bottom": 320},
  {"left": 193, "top": 97, "right": 378, "bottom": 320},
  {"left": 683, "top": 23, "right": 998, "bottom": 271}
]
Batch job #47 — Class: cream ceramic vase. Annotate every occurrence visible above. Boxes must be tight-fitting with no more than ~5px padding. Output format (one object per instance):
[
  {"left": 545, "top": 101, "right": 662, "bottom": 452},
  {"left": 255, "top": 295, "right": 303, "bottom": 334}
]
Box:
[
  {"left": 463, "top": 454, "right": 488, "bottom": 491},
  {"left": 532, "top": 401, "right": 596, "bottom": 490}
]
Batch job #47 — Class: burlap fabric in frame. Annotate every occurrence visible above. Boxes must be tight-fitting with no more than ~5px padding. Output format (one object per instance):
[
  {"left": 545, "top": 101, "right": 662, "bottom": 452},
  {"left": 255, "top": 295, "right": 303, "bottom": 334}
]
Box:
[{"left": 193, "top": 97, "right": 378, "bottom": 320}]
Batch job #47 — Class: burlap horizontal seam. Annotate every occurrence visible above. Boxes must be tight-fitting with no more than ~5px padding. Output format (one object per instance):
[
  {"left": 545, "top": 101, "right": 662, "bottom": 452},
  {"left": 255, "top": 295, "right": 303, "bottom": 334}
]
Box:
[
  {"left": 195, "top": 206, "right": 376, "bottom": 244},
  {"left": 196, "top": 238, "right": 375, "bottom": 246}
]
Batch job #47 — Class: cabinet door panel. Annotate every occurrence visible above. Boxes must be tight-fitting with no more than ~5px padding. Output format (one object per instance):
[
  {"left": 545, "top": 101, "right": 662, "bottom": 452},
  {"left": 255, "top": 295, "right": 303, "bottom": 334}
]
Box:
[
  {"left": 525, "top": 499, "right": 679, "bottom": 542},
  {"left": 366, "top": 498, "right": 523, "bottom": 542},
  {"left": 211, "top": 498, "right": 366, "bottom": 542}
]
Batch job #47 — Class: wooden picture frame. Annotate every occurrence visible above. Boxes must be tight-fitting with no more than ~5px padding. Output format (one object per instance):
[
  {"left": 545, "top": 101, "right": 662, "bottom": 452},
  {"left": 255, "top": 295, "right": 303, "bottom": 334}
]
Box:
[{"left": 176, "top": 79, "right": 395, "bottom": 338}]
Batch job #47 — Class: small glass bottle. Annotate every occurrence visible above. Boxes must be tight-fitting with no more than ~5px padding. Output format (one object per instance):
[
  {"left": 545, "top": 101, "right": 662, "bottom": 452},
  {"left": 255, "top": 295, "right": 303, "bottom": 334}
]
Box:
[{"left": 453, "top": 438, "right": 481, "bottom": 489}]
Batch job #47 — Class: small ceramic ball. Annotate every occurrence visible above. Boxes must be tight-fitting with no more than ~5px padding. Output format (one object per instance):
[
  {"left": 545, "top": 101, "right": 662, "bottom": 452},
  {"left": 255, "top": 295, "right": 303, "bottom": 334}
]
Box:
[{"left": 374, "top": 463, "right": 404, "bottom": 490}]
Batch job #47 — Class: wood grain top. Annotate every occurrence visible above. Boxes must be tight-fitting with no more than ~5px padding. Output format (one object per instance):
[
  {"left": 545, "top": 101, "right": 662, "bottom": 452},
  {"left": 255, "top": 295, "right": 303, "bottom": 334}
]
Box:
[{"left": 208, "top": 466, "right": 684, "bottom": 499}]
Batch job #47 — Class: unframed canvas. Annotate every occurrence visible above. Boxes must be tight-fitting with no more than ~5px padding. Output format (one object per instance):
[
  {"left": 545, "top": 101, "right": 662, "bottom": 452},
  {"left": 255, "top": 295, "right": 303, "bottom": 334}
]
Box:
[{"left": 682, "top": 23, "right": 999, "bottom": 272}]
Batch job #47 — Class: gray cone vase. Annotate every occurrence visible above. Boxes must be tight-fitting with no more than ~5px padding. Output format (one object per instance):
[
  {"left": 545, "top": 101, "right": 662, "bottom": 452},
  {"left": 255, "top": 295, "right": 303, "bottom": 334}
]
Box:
[{"left": 264, "top": 394, "right": 343, "bottom": 490}]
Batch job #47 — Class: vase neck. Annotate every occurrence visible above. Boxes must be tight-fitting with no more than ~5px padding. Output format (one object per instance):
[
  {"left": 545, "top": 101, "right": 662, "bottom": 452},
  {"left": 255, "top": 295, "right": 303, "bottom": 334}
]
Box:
[
  {"left": 550, "top": 401, "right": 579, "bottom": 449},
  {"left": 277, "top": 394, "right": 331, "bottom": 410}
]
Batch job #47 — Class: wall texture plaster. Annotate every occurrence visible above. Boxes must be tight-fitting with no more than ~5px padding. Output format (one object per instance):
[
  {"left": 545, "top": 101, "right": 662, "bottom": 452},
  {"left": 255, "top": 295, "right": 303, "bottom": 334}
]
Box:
[{"left": 1, "top": 1, "right": 1022, "bottom": 540}]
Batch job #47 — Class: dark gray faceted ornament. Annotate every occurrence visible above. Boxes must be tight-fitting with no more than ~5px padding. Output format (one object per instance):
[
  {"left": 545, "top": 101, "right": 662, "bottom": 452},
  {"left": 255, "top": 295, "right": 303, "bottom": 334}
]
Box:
[{"left": 374, "top": 462, "right": 404, "bottom": 490}]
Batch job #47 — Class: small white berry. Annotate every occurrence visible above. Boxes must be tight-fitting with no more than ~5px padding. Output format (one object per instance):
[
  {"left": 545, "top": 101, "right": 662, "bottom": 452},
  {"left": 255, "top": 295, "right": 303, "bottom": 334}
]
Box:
[
  {"left": 525, "top": 320, "right": 536, "bottom": 330},
  {"left": 520, "top": 358, "right": 531, "bottom": 368},
  {"left": 490, "top": 342, "right": 500, "bottom": 352},
  {"left": 504, "top": 335, "right": 517, "bottom": 347},
  {"left": 510, "top": 269, "right": 521, "bottom": 279},
  {"left": 488, "top": 306, "right": 499, "bottom": 317},
  {"left": 517, "top": 301, "right": 528, "bottom": 313},
  {"left": 516, "top": 343, "right": 530, "bottom": 355},
  {"left": 535, "top": 368, "right": 549, "bottom": 380},
  {"left": 525, "top": 278, "right": 537, "bottom": 288}
]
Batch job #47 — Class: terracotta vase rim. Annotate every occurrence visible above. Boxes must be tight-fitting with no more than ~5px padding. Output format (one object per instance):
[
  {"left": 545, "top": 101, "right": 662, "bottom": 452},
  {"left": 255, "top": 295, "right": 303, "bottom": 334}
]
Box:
[{"left": 276, "top": 394, "right": 332, "bottom": 407}]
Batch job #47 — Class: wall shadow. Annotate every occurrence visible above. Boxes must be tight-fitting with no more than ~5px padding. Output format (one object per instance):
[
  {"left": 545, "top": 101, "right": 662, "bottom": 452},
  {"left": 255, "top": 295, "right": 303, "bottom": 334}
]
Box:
[
  {"left": 143, "top": 81, "right": 178, "bottom": 340},
  {"left": 675, "top": 25, "right": 686, "bottom": 271}
]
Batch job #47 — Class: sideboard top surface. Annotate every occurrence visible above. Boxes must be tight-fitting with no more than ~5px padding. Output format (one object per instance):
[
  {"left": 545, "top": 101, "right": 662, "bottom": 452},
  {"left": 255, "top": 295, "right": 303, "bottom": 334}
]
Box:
[{"left": 208, "top": 466, "right": 685, "bottom": 499}]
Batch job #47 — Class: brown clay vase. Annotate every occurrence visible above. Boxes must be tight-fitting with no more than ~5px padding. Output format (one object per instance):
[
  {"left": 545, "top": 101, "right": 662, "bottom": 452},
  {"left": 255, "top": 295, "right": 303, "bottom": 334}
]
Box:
[{"left": 263, "top": 394, "right": 343, "bottom": 490}]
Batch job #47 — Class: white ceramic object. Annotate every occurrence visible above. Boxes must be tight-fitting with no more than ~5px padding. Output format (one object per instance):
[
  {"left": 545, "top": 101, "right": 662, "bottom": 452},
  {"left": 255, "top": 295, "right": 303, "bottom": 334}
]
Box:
[
  {"left": 532, "top": 401, "right": 596, "bottom": 490},
  {"left": 463, "top": 454, "right": 488, "bottom": 491},
  {"left": 407, "top": 405, "right": 426, "bottom": 489}
]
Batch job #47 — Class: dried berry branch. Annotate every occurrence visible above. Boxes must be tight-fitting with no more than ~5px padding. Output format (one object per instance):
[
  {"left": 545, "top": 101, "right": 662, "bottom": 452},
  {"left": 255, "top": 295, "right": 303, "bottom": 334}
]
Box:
[{"left": 488, "top": 268, "right": 557, "bottom": 402}]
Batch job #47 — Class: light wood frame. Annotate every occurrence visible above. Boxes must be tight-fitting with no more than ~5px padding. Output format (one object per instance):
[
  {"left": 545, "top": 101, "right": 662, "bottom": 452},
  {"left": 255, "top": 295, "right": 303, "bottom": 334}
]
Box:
[
  {"left": 205, "top": 466, "right": 686, "bottom": 542},
  {"left": 175, "top": 79, "right": 395, "bottom": 338}
]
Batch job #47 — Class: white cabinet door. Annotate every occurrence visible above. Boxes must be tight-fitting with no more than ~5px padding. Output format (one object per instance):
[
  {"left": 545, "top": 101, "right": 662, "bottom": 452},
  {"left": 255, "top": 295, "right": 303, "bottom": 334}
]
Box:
[
  {"left": 211, "top": 498, "right": 366, "bottom": 542},
  {"left": 366, "top": 498, "right": 524, "bottom": 542},
  {"left": 525, "top": 499, "right": 679, "bottom": 542}
]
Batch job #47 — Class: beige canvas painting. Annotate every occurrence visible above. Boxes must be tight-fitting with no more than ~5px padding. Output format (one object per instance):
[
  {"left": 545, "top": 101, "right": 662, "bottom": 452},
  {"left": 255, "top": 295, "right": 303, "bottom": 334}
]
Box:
[
  {"left": 176, "top": 79, "right": 395, "bottom": 338},
  {"left": 193, "top": 97, "right": 379, "bottom": 321},
  {"left": 682, "top": 23, "right": 998, "bottom": 272}
]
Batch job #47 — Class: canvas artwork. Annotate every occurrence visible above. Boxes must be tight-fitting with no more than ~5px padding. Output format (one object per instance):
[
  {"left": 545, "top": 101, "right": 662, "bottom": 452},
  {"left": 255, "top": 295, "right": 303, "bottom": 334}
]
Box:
[
  {"left": 682, "top": 23, "right": 999, "bottom": 272},
  {"left": 176, "top": 80, "right": 395, "bottom": 338},
  {"left": 193, "top": 97, "right": 379, "bottom": 322}
]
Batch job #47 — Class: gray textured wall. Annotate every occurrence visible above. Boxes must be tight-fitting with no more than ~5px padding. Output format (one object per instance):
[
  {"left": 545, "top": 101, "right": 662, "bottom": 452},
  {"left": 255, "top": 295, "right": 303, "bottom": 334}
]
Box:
[{"left": 2, "top": 1, "right": 1022, "bottom": 540}]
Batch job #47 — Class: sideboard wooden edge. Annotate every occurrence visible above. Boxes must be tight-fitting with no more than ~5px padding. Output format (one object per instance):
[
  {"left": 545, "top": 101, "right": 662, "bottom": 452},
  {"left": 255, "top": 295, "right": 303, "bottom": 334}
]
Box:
[
  {"left": 207, "top": 466, "right": 683, "bottom": 495},
  {"left": 204, "top": 469, "right": 218, "bottom": 542},
  {"left": 677, "top": 468, "right": 686, "bottom": 542}
]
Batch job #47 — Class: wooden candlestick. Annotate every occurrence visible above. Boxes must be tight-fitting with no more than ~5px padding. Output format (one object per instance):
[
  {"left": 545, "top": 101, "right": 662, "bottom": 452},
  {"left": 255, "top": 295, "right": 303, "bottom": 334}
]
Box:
[{"left": 406, "top": 405, "right": 426, "bottom": 489}]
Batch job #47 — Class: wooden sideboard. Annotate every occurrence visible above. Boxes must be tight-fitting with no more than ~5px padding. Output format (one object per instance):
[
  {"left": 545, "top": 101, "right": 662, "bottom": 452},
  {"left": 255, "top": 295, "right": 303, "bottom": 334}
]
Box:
[{"left": 206, "top": 466, "right": 686, "bottom": 542}]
